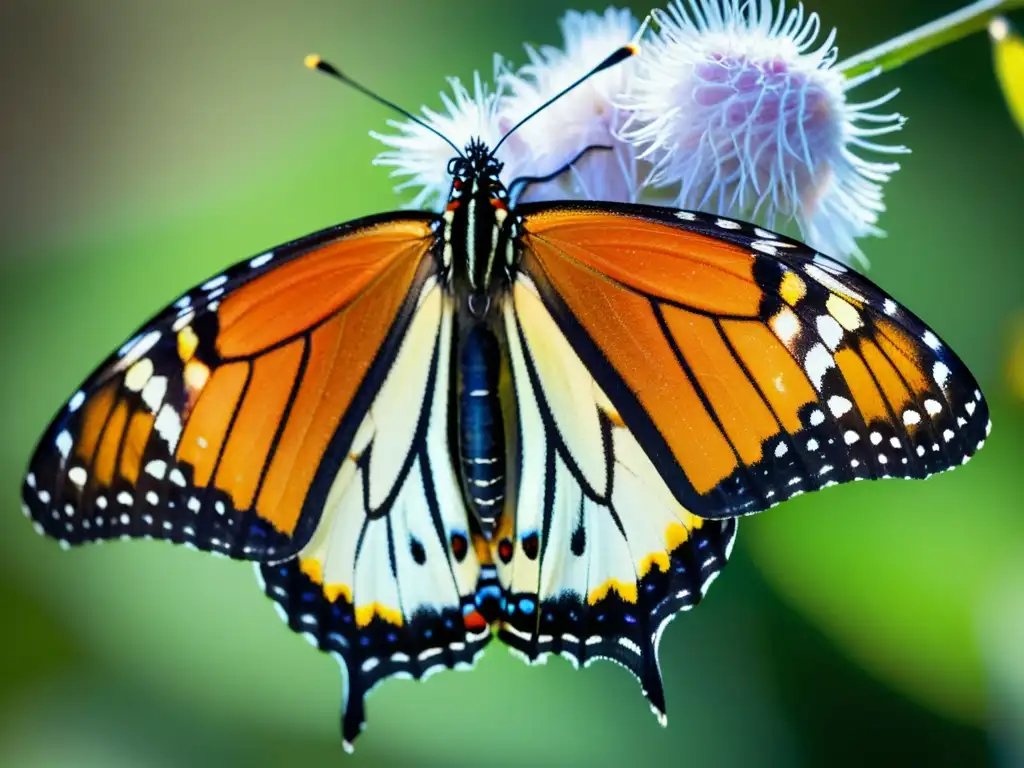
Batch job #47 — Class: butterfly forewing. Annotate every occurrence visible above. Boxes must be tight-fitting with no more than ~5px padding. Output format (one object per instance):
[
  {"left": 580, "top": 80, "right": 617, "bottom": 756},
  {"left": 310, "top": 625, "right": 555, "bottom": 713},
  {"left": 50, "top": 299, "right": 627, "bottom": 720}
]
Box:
[
  {"left": 516, "top": 202, "right": 990, "bottom": 520},
  {"left": 22, "top": 212, "right": 441, "bottom": 560}
]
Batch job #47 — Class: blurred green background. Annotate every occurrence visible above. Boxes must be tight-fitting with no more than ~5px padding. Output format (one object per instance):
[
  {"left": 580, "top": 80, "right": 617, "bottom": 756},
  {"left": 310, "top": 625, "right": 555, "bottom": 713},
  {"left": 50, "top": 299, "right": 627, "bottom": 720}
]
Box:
[{"left": 1, "top": 1, "right": 1022, "bottom": 765}]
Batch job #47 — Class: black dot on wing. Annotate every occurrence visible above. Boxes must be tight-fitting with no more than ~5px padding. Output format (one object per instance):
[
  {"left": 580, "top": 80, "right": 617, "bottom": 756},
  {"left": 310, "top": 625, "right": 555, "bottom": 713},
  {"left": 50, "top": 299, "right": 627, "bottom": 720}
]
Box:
[
  {"left": 409, "top": 537, "right": 426, "bottom": 565},
  {"left": 570, "top": 525, "right": 586, "bottom": 556},
  {"left": 522, "top": 532, "right": 539, "bottom": 560}
]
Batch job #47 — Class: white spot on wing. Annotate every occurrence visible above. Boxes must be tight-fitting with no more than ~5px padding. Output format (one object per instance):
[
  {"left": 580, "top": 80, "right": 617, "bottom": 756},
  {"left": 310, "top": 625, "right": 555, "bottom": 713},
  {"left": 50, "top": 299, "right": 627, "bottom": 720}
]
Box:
[
  {"left": 770, "top": 308, "right": 800, "bottom": 346},
  {"left": 68, "top": 391, "right": 86, "bottom": 412},
  {"left": 119, "top": 330, "right": 161, "bottom": 363},
  {"left": 155, "top": 405, "right": 183, "bottom": 451},
  {"left": 804, "top": 264, "right": 866, "bottom": 303},
  {"left": 804, "top": 343, "right": 835, "bottom": 391},
  {"left": 201, "top": 275, "right": 228, "bottom": 291},
  {"left": 827, "top": 395, "right": 852, "bottom": 418},
  {"left": 933, "top": 361, "right": 950, "bottom": 389},
  {"left": 145, "top": 460, "right": 167, "bottom": 480},
  {"left": 250, "top": 251, "right": 274, "bottom": 269},
  {"left": 141, "top": 376, "right": 168, "bottom": 412},
  {"left": 816, "top": 314, "right": 844, "bottom": 351}
]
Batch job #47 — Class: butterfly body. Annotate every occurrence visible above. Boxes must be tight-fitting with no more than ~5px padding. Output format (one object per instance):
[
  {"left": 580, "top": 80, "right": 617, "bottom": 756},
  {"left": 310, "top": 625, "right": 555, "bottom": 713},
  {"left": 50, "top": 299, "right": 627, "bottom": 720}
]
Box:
[{"left": 22, "top": 138, "right": 989, "bottom": 750}]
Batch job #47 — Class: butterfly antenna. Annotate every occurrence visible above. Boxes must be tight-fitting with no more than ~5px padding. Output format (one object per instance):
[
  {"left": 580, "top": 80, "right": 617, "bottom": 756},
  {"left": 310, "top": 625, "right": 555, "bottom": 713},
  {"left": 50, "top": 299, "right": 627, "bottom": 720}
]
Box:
[
  {"left": 304, "top": 54, "right": 464, "bottom": 157},
  {"left": 491, "top": 15, "right": 649, "bottom": 156}
]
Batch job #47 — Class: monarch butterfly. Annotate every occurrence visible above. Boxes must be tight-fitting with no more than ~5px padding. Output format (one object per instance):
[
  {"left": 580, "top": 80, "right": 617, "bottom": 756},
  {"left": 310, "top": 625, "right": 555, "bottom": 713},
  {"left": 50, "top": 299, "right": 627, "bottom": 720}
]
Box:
[{"left": 21, "top": 42, "right": 989, "bottom": 751}]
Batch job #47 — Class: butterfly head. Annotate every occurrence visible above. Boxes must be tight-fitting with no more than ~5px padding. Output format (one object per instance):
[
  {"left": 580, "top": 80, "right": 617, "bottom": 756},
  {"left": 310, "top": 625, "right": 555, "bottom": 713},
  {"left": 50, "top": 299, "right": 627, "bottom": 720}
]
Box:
[{"left": 447, "top": 140, "right": 508, "bottom": 204}]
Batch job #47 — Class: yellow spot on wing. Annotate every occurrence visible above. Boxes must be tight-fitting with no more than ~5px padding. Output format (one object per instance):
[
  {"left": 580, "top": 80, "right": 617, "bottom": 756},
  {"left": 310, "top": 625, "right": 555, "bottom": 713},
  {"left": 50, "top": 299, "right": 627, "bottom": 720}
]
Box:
[
  {"left": 300, "top": 557, "right": 322, "bottom": 584},
  {"left": 588, "top": 578, "right": 638, "bottom": 605},
  {"left": 666, "top": 521, "right": 694, "bottom": 552},
  {"left": 355, "top": 602, "right": 404, "bottom": 628},
  {"left": 826, "top": 294, "right": 863, "bottom": 331},
  {"left": 325, "top": 584, "right": 352, "bottom": 604},
  {"left": 300, "top": 558, "right": 352, "bottom": 604},
  {"left": 779, "top": 271, "right": 807, "bottom": 306},
  {"left": 177, "top": 326, "right": 199, "bottom": 362},
  {"left": 639, "top": 551, "right": 669, "bottom": 577}
]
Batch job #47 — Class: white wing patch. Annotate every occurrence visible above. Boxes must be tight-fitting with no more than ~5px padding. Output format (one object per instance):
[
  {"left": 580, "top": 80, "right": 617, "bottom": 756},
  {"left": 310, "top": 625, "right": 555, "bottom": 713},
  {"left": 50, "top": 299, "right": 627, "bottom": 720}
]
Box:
[
  {"left": 299, "top": 283, "right": 480, "bottom": 627},
  {"left": 499, "top": 277, "right": 737, "bottom": 722},
  {"left": 268, "top": 282, "right": 491, "bottom": 747}
]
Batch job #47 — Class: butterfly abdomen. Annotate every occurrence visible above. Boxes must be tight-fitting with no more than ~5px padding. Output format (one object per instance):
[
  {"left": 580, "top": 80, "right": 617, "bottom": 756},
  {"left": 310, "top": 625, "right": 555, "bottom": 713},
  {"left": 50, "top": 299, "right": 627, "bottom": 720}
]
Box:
[{"left": 456, "top": 324, "right": 505, "bottom": 534}]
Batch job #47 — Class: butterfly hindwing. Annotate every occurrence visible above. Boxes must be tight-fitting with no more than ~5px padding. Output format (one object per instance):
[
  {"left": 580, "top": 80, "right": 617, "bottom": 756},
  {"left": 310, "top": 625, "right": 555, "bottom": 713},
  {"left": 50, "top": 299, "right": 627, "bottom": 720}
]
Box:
[
  {"left": 516, "top": 201, "right": 990, "bottom": 520},
  {"left": 258, "top": 280, "right": 491, "bottom": 750},
  {"left": 496, "top": 278, "right": 737, "bottom": 721},
  {"left": 22, "top": 213, "right": 441, "bottom": 560}
]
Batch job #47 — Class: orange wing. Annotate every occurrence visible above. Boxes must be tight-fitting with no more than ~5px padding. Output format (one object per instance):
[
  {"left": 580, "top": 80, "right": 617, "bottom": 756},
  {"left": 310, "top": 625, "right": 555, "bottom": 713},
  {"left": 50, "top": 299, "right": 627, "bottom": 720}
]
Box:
[
  {"left": 515, "top": 202, "right": 990, "bottom": 519},
  {"left": 23, "top": 212, "right": 441, "bottom": 559}
]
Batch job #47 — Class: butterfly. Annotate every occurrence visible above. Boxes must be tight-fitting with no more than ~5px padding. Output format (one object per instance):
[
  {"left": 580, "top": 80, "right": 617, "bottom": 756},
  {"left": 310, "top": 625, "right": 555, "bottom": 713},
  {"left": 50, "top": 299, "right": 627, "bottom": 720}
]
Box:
[{"left": 21, "top": 45, "right": 989, "bottom": 751}]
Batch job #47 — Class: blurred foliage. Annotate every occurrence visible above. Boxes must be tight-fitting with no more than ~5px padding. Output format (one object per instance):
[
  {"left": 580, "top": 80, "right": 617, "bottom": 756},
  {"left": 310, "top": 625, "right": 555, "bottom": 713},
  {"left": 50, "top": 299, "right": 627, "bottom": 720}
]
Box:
[
  {"left": 1007, "top": 313, "right": 1024, "bottom": 401},
  {"left": 0, "top": 0, "right": 1021, "bottom": 765}
]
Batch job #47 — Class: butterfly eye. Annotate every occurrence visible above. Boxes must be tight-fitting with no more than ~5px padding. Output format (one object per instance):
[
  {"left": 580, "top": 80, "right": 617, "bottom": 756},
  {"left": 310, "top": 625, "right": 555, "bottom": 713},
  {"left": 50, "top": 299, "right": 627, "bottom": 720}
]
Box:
[{"left": 447, "top": 157, "right": 464, "bottom": 176}]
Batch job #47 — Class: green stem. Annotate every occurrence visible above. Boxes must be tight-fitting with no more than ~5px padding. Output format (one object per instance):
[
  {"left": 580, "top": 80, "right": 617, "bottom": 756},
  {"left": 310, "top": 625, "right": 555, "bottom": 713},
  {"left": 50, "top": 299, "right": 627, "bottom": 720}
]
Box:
[{"left": 838, "top": 0, "right": 1024, "bottom": 80}]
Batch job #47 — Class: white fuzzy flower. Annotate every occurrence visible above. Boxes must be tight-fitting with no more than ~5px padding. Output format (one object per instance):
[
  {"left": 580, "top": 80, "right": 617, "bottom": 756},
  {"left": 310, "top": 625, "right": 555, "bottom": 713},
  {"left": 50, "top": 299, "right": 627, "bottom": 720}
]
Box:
[
  {"left": 620, "top": 0, "right": 908, "bottom": 264},
  {"left": 499, "top": 7, "right": 645, "bottom": 204},
  {"left": 371, "top": 70, "right": 514, "bottom": 210}
]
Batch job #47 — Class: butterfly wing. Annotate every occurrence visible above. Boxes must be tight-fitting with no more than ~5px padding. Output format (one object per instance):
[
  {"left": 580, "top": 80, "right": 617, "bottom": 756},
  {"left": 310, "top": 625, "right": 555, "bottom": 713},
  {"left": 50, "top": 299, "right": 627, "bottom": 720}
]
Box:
[
  {"left": 515, "top": 201, "right": 990, "bottom": 518},
  {"left": 496, "top": 282, "right": 737, "bottom": 721},
  {"left": 495, "top": 200, "right": 988, "bottom": 723},
  {"left": 22, "top": 212, "right": 442, "bottom": 561},
  {"left": 256, "top": 279, "right": 491, "bottom": 750}
]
